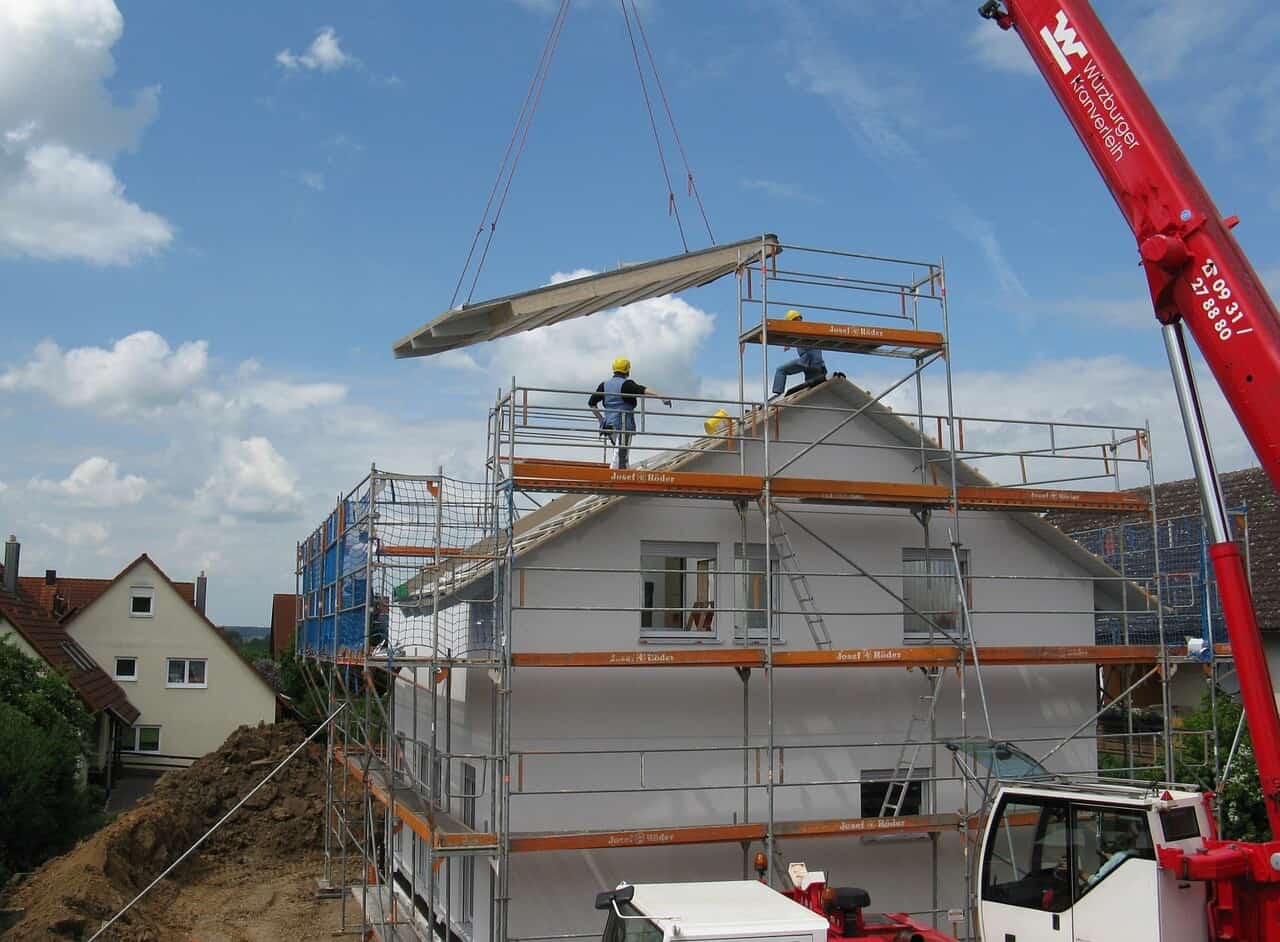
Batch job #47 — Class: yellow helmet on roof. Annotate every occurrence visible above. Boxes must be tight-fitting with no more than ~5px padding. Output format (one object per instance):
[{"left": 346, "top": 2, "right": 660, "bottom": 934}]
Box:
[
  {"left": 785, "top": 309, "right": 803, "bottom": 321},
  {"left": 612, "top": 357, "right": 631, "bottom": 374}
]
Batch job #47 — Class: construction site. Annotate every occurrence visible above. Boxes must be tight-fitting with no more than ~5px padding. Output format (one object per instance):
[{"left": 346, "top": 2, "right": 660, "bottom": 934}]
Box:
[
  {"left": 9, "top": 3, "right": 1280, "bottom": 942},
  {"left": 289, "top": 235, "right": 1242, "bottom": 941}
]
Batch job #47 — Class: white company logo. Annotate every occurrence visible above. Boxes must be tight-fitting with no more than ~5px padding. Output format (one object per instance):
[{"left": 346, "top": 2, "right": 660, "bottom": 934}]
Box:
[{"left": 1040, "top": 9, "right": 1088, "bottom": 74}]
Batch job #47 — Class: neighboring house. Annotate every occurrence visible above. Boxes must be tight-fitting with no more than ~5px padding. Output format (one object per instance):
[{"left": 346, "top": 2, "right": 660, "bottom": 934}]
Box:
[
  {"left": 385, "top": 378, "right": 1145, "bottom": 940},
  {"left": 31, "top": 554, "right": 277, "bottom": 770},
  {"left": 270, "top": 592, "right": 298, "bottom": 658},
  {"left": 1048, "top": 466, "right": 1276, "bottom": 715},
  {"left": 0, "top": 537, "right": 139, "bottom": 784}
]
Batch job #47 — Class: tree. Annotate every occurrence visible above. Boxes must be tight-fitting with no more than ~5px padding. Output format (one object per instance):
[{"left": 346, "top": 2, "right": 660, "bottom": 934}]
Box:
[
  {"left": 0, "top": 641, "right": 98, "bottom": 886},
  {"left": 1174, "top": 687, "right": 1268, "bottom": 842}
]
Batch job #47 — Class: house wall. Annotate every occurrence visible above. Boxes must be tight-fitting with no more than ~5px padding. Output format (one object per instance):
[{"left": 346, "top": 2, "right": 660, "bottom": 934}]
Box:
[
  {"left": 66, "top": 561, "right": 276, "bottom": 768},
  {"left": 0, "top": 617, "right": 40, "bottom": 660},
  {"left": 391, "top": 389, "right": 1103, "bottom": 941}
]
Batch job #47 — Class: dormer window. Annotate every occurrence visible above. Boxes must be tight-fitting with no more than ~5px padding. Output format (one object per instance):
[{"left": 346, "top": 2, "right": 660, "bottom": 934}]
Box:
[{"left": 130, "top": 586, "right": 155, "bottom": 617}]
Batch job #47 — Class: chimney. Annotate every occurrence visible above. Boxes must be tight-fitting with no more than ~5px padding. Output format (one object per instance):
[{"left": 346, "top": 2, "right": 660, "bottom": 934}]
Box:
[
  {"left": 3, "top": 536, "right": 18, "bottom": 594},
  {"left": 195, "top": 570, "right": 207, "bottom": 614},
  {"left": 45, "top": 569, "right": 57, "bottom": 586}
]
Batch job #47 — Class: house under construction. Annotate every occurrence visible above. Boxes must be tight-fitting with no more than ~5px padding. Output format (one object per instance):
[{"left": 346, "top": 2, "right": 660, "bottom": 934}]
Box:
[{"left": 292, "top": 236, "right": 1232, "bottom": 942}]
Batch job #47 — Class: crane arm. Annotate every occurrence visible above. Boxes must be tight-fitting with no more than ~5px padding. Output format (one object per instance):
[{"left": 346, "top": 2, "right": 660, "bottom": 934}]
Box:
[{"left": 981, "top": 0, "right": 1280, "bottom": 835}]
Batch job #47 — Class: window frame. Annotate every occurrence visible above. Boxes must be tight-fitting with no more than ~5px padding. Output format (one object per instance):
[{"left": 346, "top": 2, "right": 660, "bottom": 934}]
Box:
[
  {"left": 113, "top": 656, "right": 138, "bottom": 682},
  {"left": 165, "top": 657, "right": 209, "bottom": 689},
  {"left": 859, "top": 766, "right": 931, "bottom": 818},
  {"left": 638, "top": 541, "right": 718, "bottom": 642},
  {"left": 901, "top": 547, "right": 971, "bottom": 645},
  {"left": 129, "top": 585, "right": 156, "bottom": 618},
  {"left": 733, "top": 542, "right": 783, "bottom": 643},
  {"left": 121, "top": 724, "right": 162, "bottom": 753}
]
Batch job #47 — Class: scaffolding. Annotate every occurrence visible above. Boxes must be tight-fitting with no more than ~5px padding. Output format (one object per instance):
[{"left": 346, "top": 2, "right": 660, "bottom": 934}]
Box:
[{"left": 301, "top": 237, "right": 1232, "bottom": 942}]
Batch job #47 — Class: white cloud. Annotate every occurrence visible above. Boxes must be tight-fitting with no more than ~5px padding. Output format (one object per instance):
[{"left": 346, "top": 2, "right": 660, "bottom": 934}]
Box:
[
  {"left": 967, "top": 21, "right": 1036, "bottom": 76},
  {"left": 0, "top": 0, "right": 171, "bottom": 264},
  {"left": 0, "top": 331, "right": 208, "bottom": 416},
  {"left": 297, "top": 170, "right": 325, "bottom": 191},
  {"left": 30, "top": 456, "right": 147, "bottom": 507},
  {"left": 38, "top": 520, "right": 109, "bottom": 547},
  {"left": 236, "top": 379, "right": 346, "bottom": 415},
  {"left": 276, "top": 27, "right": 356, "bottom": 73},
  {"left": 740, "top": 178, "right": 818, "bottom": 203},
  {"left": 196, "top": 437, "right": 303, "bottom": 521}
]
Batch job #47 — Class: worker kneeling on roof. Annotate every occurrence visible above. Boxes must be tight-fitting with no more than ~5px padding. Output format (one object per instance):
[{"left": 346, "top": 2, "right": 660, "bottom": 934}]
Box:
[
  {"left": 588, "top": 357, "right": 672, "bottom": 470},
  {"left": 772, "top": 309, "right": 827, "bottom": 397}
]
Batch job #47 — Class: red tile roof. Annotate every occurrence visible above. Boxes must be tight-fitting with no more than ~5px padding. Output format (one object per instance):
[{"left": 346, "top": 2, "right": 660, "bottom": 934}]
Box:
[
  {"left": 0, "top": 573, "right": 139, "bottom": 724},
  {"left": 18, "top": 573, "right": 195, "bottom": 623}
]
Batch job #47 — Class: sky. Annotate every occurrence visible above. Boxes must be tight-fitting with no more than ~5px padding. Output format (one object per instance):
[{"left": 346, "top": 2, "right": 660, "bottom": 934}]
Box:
[{"left": 0, "top": 0, "right": 1278, "bottom": 625}]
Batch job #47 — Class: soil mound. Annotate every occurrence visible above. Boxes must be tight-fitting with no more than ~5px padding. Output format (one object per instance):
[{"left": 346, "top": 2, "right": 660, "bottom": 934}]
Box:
[{"left": 5, "top": 722, "right": 326, "bottom": 940}]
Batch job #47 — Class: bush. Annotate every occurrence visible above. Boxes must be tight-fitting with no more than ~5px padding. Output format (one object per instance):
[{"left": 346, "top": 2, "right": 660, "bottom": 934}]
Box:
[{"left": 1176, "top": 688, "right": 1267, "bottom": 842}]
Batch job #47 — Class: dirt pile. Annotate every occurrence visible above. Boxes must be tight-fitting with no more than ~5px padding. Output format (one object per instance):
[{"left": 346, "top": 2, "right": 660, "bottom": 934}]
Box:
[{"left": 4, "top": 722, "right": 328, "bottom": 940}]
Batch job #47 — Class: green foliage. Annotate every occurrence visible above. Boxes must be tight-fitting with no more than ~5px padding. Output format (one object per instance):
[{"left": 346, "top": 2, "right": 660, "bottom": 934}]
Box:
[
  {"left": 277, "top": 646, "right": 327, "bottom": 728},
  {"left": 1176, "top": 688, "right": 1267, "bottom": 842},
  {"left": 0, "top": 641, "right": 104, "bottom": 884}
]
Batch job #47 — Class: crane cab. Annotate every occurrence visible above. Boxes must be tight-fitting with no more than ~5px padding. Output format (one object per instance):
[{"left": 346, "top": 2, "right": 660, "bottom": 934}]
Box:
[{"left": 978, "top": 783, "right": 1210, "bottom": 942}]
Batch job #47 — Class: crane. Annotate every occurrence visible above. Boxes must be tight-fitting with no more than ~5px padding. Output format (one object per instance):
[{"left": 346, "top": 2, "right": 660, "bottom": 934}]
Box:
[
  {"left": 592, "top": 3, "right": 1280, "bottom": 941},
  {"left": 973, "top": 3, "right": 1280, "bottom": 939}
]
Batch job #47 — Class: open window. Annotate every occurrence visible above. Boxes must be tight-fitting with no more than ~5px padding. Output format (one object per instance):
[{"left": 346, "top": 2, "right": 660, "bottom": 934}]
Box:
[
  {"left": 735, "top": 543, "right": 781, "bottom": 643},
  {"left": 639, "top": 541, "right": 716, "bottom": 641}
]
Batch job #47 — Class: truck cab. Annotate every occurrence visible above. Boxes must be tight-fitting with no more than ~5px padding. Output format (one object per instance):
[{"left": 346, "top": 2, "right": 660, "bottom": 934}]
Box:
[
  {"left": 979, "top": 782, "right": 1211, "bottom": 942},
  {"left": 596, "top": 880, "right": 831, "bottom": 942}
]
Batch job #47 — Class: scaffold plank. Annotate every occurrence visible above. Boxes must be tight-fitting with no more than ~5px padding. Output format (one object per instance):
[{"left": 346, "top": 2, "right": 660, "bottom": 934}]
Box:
[
  {"left": 507, "top": 812, "right": 959, "bottom": 853},
  {"left": 334, "top": 748, "right": 498, "bottom": 851},
  {"left": 511, "top": 460, "right": 1148, "bottom": 513},
  {"left": 741, "top": 320, "right": 946, "bottom": 356},
  {"left": 511, "top": 645, "right": 1229, "bottom": 669}
]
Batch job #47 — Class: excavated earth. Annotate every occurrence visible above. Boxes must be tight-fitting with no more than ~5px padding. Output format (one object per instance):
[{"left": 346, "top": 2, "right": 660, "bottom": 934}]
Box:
[{"left": 4, "top": 722, "right": 342, "bottom": 940}]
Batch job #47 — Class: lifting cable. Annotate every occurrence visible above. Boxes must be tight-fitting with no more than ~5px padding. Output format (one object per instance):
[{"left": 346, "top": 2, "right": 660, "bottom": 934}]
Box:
[
  {"left": 451, "top": 0, "right": 572, "bottom": 308},
  {"left": 628, "top": 2, "right": 715, "bottom": 246},
  {"left": 620, "top": 0, "right": 687, "bottom": 253}
]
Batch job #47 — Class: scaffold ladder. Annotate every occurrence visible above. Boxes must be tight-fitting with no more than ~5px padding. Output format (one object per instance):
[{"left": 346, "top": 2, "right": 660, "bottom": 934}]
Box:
[
  {"left": 878, "top": 667, "right": 945, "bottom": 817},
  {"left": 766, "top": 507, "right": 832, "bottom": 648}
]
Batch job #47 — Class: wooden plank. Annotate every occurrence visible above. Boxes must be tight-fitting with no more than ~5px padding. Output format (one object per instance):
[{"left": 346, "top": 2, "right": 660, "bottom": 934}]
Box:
[
  {"left": 376, "top": 545, "right": 466, "bottom": 558},
  {"left": 510, "top": 822, "right": 764, "bottom": 853},
  {"left": 775, "top": 812, "right": 959, "bottom": 839},
  {"left": 742, "top": 320, "right": 946, "bottom": 355},
  {"left": 513, "top": 650, "right": 765, "bottom": 668},
  {"left": 771, "top": 477, "right": 951, "bottom": 506},
  {"left": 955, "top": 485, "right": 1149, "bottom": 513},
  {"left": 513, "top": 461, "right": 762, "bottom": 499}
]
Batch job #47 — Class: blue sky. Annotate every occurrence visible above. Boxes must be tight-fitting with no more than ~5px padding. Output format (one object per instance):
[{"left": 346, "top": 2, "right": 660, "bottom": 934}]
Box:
[{"left": 0, "top": 0, "right": 1277, "bottom": 624}]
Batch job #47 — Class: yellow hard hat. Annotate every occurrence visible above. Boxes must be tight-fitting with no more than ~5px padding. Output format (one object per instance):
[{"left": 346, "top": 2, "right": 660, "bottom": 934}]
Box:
[
  {"left": 612, "top": 356, "right": 631, "bottom": 374},
  {"left": 785, "top": 309, "right": 803, "bottom": 321}
]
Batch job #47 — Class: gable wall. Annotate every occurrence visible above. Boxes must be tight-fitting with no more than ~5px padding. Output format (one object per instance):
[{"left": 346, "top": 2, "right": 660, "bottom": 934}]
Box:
[{"left": 66, "top": 561, "right": 275, "bottom": 766}]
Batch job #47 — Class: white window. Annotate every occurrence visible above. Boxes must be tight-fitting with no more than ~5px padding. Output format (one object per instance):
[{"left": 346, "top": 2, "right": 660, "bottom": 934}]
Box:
[
  {"left": 113, "top": 656, "right": 138, "bottom": 681},
  {"left": 902, "top": 548, "right": 971, "bottom": 645},
  {"left": 639, "top": 541, "right": 717, "bottom": 640},
  {"left": 860, "top": 767, "right": 931, "bottom": 817},
  {"left": 122, "top": 725, "right": 161, "bottom": 753},
  {"left": 60, "top": 639, "right": 96, "bottom": 672},
  {"left": 130, "top": 586, "right": 155, "bottom": 618},
  {"left": 166, "top": 657, "right": 208, "bottom": 688}
]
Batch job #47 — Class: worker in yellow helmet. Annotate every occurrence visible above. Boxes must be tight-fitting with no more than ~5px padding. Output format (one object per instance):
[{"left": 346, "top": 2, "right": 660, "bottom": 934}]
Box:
[
  {"left": 771, "top": 309, "right": 827, "bottom": 397},
  {"left": 588, "top": 357, "right": 672, "bottom": 469}
]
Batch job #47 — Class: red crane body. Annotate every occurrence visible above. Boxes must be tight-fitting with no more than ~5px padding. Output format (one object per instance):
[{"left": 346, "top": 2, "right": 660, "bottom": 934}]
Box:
[{"left": 986, "top": 1, "right": 1280, "bottom": 936}]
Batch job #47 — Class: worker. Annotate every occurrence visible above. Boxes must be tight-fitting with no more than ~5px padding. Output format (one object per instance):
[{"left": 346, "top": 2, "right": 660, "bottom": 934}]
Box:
[
  {"left": 771, "top": 309, "right": 827, "bottom": 397},
  {"left": 588, "top": 357, "right": 672, "bottom": 469}
]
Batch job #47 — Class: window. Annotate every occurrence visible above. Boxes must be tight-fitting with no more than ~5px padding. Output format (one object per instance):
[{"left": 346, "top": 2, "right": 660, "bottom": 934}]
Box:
[
  {"left": 461, "top": 763, "right": 476, "bottom": 924},
  {"left": 60, "top": 640, "right": 96, "bottom": 672},
  {"left": 114, "top": 657, "right": 138, "bottom": 681},
  {"left": 735, "top": 543, "right": 781, "bottom": 642},
  {"left": 902, "top": 548, "right": 970, "bottom": 644},
  {"left": 166, "top": 658, "right": 208, "bottom": 688},
  {"left": 860, "top": 767, "right": 930, "bottom": 817},
  {"left": 639, "top": 541, "right": 716, "bottom": 638},
  {"left": 1072, "top": 804, "right": 1154, "bottom": 898},
  {"left": 983, "top": 797, "right": 1073, "bottom": 912},
  {"left": 602, "top": 903, "right": 663, "bottom": 942},
  {"left": 121, "top": 725, "right": 161, "bottom": 753},
  {"left": 130, "top": 586, "right": 155, "bottom": 617}
]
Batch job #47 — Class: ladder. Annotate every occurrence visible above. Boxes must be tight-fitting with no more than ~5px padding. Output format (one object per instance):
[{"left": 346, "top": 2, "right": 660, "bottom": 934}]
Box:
[
  {"left": 765, "top": 505, "right": 831, "bottom": 648},
  {"left": 878, "top": 667, "right": 946, "bottom": 817}
]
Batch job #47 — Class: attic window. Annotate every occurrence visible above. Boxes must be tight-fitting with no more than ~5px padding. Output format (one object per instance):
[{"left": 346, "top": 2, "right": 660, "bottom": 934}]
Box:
[
  {"left": 130, "top": 586, "right": 155, "bottom": 618},
  {"left": 60, "top": 640, "right": 96, "bottom": 672}
]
